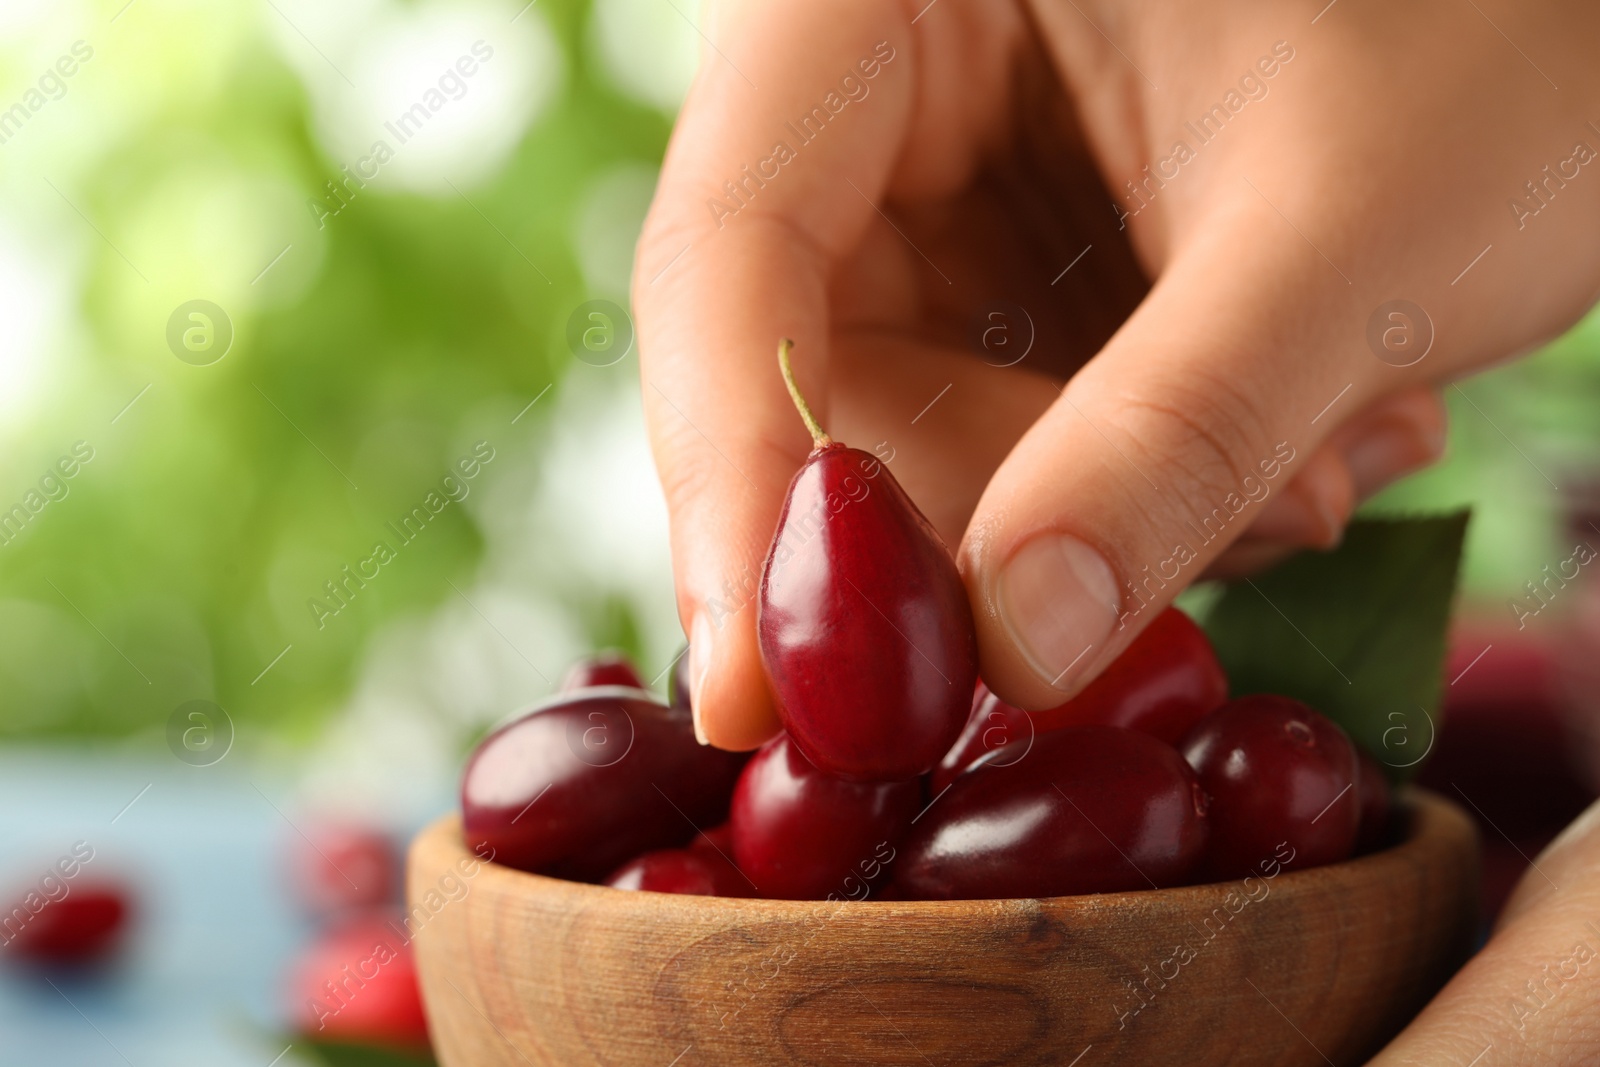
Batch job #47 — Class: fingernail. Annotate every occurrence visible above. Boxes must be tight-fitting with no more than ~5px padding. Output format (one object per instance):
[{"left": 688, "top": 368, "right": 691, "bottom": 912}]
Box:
[
  {"left": 996, "top": 534, "right": 1121, "bottom": 692},
  {"left": 1343, "top": 422, "right": 1444, "bottom": 496},
  {"left": 688, "top": 613, "right": 714, "bottom": 745}
]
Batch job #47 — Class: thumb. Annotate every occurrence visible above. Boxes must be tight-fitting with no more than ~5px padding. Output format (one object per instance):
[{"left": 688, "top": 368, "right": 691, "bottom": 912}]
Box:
[{"left": 960, "top": 213, "right": 1385, "bottom": 711}]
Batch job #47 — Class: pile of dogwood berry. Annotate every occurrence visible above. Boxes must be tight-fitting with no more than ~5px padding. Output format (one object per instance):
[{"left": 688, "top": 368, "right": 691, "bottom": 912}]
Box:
[{"left": 457, "top": 345, "right": 1390, "bottom": 901}]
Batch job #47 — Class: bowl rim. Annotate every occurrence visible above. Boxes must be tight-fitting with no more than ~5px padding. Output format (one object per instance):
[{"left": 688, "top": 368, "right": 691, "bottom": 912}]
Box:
[{"left": 413, "top": 786, "right": 1473, "bottom": 916}]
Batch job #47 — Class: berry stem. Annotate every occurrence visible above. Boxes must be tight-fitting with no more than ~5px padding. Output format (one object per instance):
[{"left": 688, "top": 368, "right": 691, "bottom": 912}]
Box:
[{"left": 778, "top": 338, "right": 832, "bottom": 447}]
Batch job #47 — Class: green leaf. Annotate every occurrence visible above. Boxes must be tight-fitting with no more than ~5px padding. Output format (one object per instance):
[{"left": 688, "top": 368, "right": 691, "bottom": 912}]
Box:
[{"left": 1195, "top": 512, "right": 1470, "bottom": 782}]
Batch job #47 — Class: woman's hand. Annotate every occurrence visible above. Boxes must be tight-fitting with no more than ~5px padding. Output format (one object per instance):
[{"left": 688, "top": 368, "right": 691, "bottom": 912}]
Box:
[{"left": 633, "top": 0, "right": 1600, "bottom": 747}]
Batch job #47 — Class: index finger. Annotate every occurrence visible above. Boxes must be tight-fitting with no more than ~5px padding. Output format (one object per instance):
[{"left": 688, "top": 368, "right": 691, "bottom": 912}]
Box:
[{"left": 632, "top": 1, "right": 917, "bottom": 748}]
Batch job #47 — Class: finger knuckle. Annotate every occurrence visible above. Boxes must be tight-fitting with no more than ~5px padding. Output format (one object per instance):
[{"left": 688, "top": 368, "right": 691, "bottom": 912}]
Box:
[{"left": 1108, "top": 371, "right": 1279, "bottom": 508}]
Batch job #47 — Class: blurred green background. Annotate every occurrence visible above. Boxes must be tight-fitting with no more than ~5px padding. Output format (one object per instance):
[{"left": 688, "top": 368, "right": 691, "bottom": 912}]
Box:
[
  {"left": 0, "top": 0, "right": 702, "bottom": 782},
  {"left": 0, "top": 0, "right": 1594, "bottom": 771}
]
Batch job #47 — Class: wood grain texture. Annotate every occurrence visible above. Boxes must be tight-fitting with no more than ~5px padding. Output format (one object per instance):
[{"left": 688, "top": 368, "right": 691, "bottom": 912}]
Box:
[{"left": 409, "top": 789, "right": 1478, "bottom": 1067}]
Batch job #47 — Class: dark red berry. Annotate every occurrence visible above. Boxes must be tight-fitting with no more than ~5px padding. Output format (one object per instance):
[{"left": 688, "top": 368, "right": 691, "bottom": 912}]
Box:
[
  {"left": 1034, "top": 608, "right": 1227, "bottom": 741},
  {"left": 1181, "top": 694, "right": 1360, "bottom": 879},
  {"left": 690, "top": 822, "right": 734, "bottom": 857},
  {"left": 730, "top": 734, "right": 921, "bottom": 900},
  {"left": 560, "top": 651, "right": 646, "bottom": 692},
  {"left": 461, "top": 689, "right": 747, "bottom": 880},
  {"left": 605, "top": 848, "right": 749, "bottom": 896},
  {"left": 933, "top": 609, "right": 1226, "bottom": 791},
  {"left": 1355, "top": 746, "right": 1393, "bottom": 854},
  {"left": 899, "top": 727, "right": 1209, "bottom": 900},
  {"left": 931, "top": 684, "right": 1031, "bottom": 794},
  {"left": 759, "top": 341, "right": 977, "bottom": 781},
  {"left": 2, "top": 882, "right": 131, "bottom": 964},
  {"left": 684, "top": 822, "right": 751, "bottom": 894}
]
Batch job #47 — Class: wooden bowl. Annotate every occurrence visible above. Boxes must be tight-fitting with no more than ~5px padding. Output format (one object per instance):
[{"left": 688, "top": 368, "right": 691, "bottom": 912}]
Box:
[{"left": 408, "top": 789, "right": 1478, "bottom": 1067}]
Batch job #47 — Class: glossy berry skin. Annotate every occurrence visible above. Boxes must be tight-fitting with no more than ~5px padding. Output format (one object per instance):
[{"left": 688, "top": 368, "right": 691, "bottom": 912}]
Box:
[
  {"left": 560, "top": 651, "right": 646, "bottom": 693},
  {"left": 759, "top": 444, "right": 978, "bottom": 781},
  {"left": 898, "top": 727, "right": 1209, "bottom": 900},
  {"left": 1181, "top": 694, "right": 1360, "bottom": 879},
  {"left": 605, "top": 848, "right": 750, "bottom": 897},
  {"left": 461, "top": 688, "right": 747, "bottom": 880},
  {"left": 1034, "top": 608, "right": 1228, "bottom": 741},
  {"left": 289, "top": 914, "right": 430, "bottom": 1053},
  {"left": 2, "top": 883, "right": 131, "bottom": 964},
  {"left": 933, "top": 609, "right": 1227, "bottom": 792},
  {"left": 730, "top": 734, "right": 922, "bottom": 900},
  {"left": 686, "top": 823, "right": 751, "bottom": 894},
  {"left": 931, "top": 684, "right": 1031, "bottom": 794},
  {"left": 691, "top": 822, "right": 734, "bottom": 857},
  {"left": 1355, "top": 747, "right": 1393, "bottom": 854}
]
